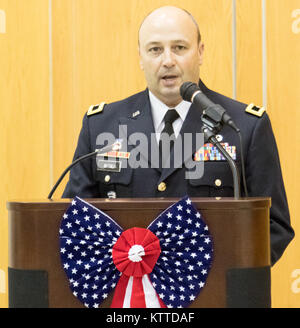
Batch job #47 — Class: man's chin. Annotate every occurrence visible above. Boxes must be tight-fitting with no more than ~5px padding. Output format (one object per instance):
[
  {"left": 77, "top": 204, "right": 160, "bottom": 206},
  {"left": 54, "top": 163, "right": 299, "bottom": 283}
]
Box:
[
  {"left": 158, "top": 89, "right": 182, "bottom": 106},
  {"left": 164, "top": 86, "right": 181, "bottom": 96}
]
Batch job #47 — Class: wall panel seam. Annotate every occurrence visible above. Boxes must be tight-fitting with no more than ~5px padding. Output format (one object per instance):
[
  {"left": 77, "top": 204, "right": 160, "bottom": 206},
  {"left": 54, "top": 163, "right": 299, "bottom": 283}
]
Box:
[
  {"left": 49, "top": 0, "right": 54, "bottom": 189},
  {"left": 232, "top": 0, "right": 237, "bottom": 100},
  {"left": 262, "top": 0, "right": 267, "bottom": 108}
]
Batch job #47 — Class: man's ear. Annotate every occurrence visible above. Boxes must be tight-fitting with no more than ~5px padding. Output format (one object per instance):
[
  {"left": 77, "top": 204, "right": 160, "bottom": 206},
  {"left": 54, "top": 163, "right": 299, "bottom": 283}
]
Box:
[
  {"left": 138, "top": 46, "right": 144, "bottom": 70},
  {"left": 198, "top": 42, "right": 204, "bottom": 66}
]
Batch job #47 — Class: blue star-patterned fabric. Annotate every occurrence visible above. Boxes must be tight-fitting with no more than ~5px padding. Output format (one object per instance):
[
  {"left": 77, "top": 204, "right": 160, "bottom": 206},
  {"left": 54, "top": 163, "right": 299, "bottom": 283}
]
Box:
[
  {"left": 59, "top": 197, "right": 123, "bottom": 308},
  {"left": 59, "top": 196, "right": 213, "bottom": 308},
  {"left": 148, "top": 196, "right": 213, "bottom": 308}
]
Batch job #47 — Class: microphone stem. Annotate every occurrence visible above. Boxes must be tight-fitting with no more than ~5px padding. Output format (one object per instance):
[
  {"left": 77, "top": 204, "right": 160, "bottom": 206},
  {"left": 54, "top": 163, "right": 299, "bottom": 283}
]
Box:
[
  {"left": 203, "top": 128, "right": 241, "bottom": 199},
  {"left": 47, "top": 151, "right": 98, "bottom": 200}
]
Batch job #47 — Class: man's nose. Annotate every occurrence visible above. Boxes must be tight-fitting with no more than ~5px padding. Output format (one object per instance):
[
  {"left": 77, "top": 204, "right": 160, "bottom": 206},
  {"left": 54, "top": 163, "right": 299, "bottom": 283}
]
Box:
[{"left": 162, "top": 49, "right": 176, "bottom": 67}]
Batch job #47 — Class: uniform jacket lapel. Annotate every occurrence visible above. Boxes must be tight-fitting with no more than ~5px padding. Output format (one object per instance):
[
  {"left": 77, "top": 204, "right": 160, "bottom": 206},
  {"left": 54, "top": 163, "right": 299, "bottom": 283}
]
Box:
[{"left": 118, "top": 90, "right": 161, "bottom": 173}]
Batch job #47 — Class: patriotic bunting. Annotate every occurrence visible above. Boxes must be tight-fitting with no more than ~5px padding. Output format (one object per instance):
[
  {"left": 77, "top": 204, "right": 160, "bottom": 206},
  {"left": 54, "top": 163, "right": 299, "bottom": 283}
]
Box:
[{"left": 59, "top": 196, "right": 213, "bottom": 308}]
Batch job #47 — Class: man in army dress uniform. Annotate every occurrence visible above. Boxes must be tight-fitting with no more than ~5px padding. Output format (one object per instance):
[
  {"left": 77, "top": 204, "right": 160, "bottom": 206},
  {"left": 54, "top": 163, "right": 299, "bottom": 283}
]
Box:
[{"left": 63, "top": 6, "right": 294, "bottom": 265}]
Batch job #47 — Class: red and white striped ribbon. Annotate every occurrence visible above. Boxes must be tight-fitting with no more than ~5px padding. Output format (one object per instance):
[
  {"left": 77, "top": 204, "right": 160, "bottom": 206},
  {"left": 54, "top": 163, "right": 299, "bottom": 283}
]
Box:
[{"left": 111, "top": 227, "right": 166, "bottom": 308}]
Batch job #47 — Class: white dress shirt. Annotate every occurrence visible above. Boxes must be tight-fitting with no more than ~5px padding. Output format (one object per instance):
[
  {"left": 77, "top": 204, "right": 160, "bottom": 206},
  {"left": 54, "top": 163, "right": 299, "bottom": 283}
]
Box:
[{"left": 149, "top": 91, "right": 191, "bottom": 144}]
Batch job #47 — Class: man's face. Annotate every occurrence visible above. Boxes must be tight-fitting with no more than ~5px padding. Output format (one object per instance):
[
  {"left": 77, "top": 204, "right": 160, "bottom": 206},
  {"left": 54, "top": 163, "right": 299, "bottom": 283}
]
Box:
[{"left": 139, "top": 8, "right": 204, "bottom": 107}]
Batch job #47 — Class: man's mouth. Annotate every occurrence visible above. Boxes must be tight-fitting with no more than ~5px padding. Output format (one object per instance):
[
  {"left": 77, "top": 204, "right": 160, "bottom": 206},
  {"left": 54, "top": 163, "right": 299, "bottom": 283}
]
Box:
[
  {"left": 161, "top": 75, "right": 179, "bottom": 86},
  {"left": 162, "top": 75, "right": 178, "bottom": 81}
]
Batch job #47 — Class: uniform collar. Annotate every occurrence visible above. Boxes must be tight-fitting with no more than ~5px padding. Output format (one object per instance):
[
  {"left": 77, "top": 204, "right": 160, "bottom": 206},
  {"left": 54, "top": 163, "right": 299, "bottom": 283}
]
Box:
[{"left": 148, "top": 91, "right": 191, "bottom": 130}]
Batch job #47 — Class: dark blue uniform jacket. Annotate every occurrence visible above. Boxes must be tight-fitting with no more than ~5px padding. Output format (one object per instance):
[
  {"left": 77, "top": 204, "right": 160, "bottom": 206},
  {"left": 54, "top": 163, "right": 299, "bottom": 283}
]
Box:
[{"left": 63, "top": 80, "right": 294, "bottom": 265}]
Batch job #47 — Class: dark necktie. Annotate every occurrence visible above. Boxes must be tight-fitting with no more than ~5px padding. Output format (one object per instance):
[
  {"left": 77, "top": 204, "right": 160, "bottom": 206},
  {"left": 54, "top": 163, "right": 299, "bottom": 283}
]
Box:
[{"left": 159, "top": 109, "right": 180, "bottom": 167}]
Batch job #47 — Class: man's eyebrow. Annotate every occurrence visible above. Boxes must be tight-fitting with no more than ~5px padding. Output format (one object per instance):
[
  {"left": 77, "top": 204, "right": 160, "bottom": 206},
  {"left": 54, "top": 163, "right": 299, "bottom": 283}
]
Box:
[
  {"left": 172, "top": 39, "right": 189, "bottom": 44},
  {"left": 145, "top": 41, "right": 162, "bottom": 47},
  {"left": 145, "top": 39, "right": 189, "bottom": 47}
]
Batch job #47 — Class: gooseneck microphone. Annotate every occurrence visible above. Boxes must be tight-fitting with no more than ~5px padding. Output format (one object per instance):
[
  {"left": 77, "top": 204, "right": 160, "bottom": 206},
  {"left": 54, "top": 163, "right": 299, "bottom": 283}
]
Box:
[
  {"left": 180, "top": 82, "right": 240, "bottom": 133},
  {"left": 48, "top": 141, "right": 123, "bottom": 200},
  {"left": 180, "top": 81, "right": 249, "bottom": 199}
]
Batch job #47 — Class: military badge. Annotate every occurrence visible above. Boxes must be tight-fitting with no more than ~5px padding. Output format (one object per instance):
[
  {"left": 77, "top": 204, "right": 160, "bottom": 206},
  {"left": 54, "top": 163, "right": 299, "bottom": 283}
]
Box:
[
  {"left": 194, "top": 143, "right": 236, "bottom": 161},
  {"left": 87, "top": 102, "right": 106, "bottom": 116},
  {"left": 245, "top": 103, "right": 266, "bottom": 117}
]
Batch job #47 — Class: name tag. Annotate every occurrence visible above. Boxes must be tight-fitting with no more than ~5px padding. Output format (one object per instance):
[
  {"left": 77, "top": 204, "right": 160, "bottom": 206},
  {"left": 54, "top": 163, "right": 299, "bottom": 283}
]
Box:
[{"left": 96, "top": 159, "right": 122, "bottom": 172}]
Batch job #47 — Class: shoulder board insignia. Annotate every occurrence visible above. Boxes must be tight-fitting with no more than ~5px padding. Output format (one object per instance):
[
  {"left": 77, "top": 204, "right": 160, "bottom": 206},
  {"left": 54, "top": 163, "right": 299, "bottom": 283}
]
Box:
[
  {"left": 245, "top": 103, "right": 266, "bottom": 117},
  {"left": 87, "top": 102, "right": 106, "bottom": 116}
]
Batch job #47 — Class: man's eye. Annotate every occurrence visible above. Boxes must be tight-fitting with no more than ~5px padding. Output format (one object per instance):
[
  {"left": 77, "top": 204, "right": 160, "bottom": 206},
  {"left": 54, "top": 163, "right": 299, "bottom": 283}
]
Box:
[
  {"left": 149, "top": 47, "right": 162, "bottom": 54},
  {"left": 174, "top": 45, "right": 186, "bottom": 51}
]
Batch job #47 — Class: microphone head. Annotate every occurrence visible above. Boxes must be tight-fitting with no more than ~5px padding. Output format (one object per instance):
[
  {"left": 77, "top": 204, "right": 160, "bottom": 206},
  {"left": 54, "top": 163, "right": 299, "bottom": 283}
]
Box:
[{"left": 180, "top": 82, "right": 200, "bottom": 101}]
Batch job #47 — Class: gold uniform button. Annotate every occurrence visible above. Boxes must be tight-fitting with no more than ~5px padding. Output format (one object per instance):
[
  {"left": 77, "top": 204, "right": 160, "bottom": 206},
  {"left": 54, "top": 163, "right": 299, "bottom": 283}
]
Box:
[
  {"left": 104, "top": 175, "right": 111, "bottom": 183},
  {"left": 158, "top": 182, "right": 167, "bottom": 192},
  {"left": 215, "top": 179, "right": 222, "bottom": 187}
]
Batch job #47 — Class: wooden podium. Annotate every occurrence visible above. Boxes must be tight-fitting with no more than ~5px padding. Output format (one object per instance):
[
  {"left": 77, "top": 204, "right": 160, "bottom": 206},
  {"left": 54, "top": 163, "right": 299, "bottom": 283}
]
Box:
[{"left": 7, "top": 197, "right": 271, "bottom": 308}]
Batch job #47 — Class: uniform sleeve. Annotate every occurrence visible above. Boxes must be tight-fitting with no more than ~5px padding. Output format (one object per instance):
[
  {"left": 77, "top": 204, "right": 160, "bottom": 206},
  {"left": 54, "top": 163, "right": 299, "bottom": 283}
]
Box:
[
  {"left": 246, "top": 113, "right": 294, "bottom": 265},
  {"left": 62, "top": 114, "right": 99, "bottom": 198}
]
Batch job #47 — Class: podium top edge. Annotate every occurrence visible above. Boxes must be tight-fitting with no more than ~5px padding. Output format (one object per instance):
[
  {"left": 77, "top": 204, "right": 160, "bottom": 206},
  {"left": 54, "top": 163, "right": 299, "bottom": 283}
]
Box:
[{"left": 7, "top": 197, "right": 271, "bottom": 211}]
